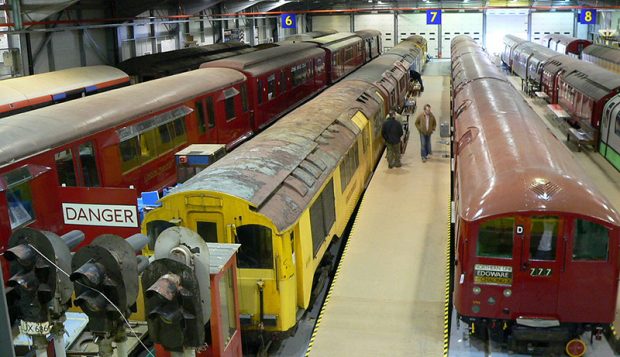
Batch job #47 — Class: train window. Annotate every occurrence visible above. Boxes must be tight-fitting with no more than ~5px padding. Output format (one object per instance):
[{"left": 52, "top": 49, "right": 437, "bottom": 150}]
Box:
[
  {"left": 241, "top": 84, "right": 249, "bottom": 112},
  {"left": 79, "top": 142, "right": 100, "bottom": 187},
  {"left": 316, "top": 58, "right": 325, "bottom": 74},
  {"left": 225, "top": 97, "right": 236, "bottom": 121},
  {"left": 340, "top": 142, "right": 359, "bottom": 192},
  {"left": 236, "top": 224, "right": 273, "bottom": 269},
  {"left": 280, "top": 71, "right": 287, "bottom": 93},
  {"left": 310, "top": 179, "right": 335, "bottom": 257},
  {"left": 529, "top": 216, "right": 558, "bottom": 261},
  {"left": 219, "top": 268, "right": 237, "bottom": 345},
  {"left": 119, "top": 137, "right": 141, "bottom": 172},
  {"left": 6, "top": 182, "right": 35, "bottom": 229},
  {"left": 477, "top": 217, "right": 514, "bottom": 259},
  {"left": 146, "top": 220, "right": 175, "bottom": 250},
  {"left": 196, "top": 100, "right": 206, "bottom": 134},
  {"left": 267, "top": 74, "right": 276, "bottom": 101},
  {"left": 197, "top": 221, "right": 218, "bottom": 243},
  {"left": 344, "top": 48, "right": 353, "bottom": 62},
  {"left": 573, "top": 219, "right": 609, "bottom": 261},
  {"left": 55, "top": 149, "right": 77, "bottom": 186},
  {"left": 616, "top": 112, "right": 620, "bottom": 136},
  {"left": 257, "top": 80, "right": 264, "bottom": 104},
  {"left": 362, "top": 126, "right": 369, "bottom": 154},
  {"left": 206, "top": 97, "right": 215, "bottom": 128},
  {"left": 172, "top": 118, "right": 186, "bottom": 145}
]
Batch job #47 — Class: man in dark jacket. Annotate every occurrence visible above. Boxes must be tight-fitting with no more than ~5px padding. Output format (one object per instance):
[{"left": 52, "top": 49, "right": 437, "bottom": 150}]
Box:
[{"left": 381, "top": 110, "right": 404, "bottom": 168}]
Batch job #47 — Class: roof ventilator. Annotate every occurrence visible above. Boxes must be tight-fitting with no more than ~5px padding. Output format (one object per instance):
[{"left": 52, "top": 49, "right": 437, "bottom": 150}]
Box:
[{"left": 529, "top": 179, "right": 562, "bottom": 201}]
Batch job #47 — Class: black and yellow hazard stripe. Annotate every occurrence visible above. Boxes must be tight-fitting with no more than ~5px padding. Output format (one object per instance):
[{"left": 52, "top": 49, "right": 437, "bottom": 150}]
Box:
[
  {"left": 443, "top": 199, "right": 452, "bottom": 356},
  {"left": 305, "top": 194, "right": 368, "bottom": 356}
]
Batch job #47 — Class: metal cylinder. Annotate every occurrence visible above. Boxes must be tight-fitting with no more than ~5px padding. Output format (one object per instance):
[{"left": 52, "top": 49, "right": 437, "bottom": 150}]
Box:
[
  {"left": 53, "top": 334, "right": 66, "bottom": 357},
  {"left": 60, "top": 230, "right": 85, "bottom": 250},
  {"left": 125, "top": 234, "right": 150, "bottom": 252},
  {"left": 136, "top": 255, "right": 149, "bottom": 274}
]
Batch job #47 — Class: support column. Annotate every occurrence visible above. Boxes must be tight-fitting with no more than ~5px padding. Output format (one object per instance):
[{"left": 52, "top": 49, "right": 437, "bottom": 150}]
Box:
[
  {"left": 482, "top": 10, "right": 487, "bottom": 49},
  {"left": 573, "top": 10, "right": 579, "bottom": 37},
  {"left": 394, "top": 11, "right": 398, "bottom": 47},
  {"left": 527, "top": 10, "right": 532, "bottom": 42},
  {"left": 438, "top": 23, "right": 442, "bottom": 58},
  {"left": 350, "top": 13, "right": 355, "bottom": 32},
  {"left": 149, "top": 10, "right": 157, "bottom": 54}
]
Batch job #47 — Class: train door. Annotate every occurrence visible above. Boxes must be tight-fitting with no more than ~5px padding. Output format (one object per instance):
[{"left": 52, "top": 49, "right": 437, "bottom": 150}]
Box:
[
  {"left": 513, "top": 216, "right": 562, "bottom": 318},
  {"left": 196, "top": 97, "right": 218, "bottom": 143},
  {"left": 189, "top": 212, "right": 225, "bottom": 243},
  {"left": 558, "top": 219, "right": 618, "bottom": 322}
]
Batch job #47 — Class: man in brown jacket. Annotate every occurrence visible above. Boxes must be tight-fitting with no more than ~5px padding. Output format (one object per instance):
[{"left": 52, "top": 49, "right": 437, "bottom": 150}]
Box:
[{"left": 415, "top": 104, "right": 437, "bottom": 162}]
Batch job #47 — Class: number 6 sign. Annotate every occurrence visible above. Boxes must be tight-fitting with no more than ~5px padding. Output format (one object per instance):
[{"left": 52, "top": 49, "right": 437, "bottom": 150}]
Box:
[{"left": 282, "top": 14, "right": 296, "bottom": 29}]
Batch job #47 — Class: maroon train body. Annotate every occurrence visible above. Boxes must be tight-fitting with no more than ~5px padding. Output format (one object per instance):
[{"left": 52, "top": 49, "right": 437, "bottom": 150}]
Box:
[
  {"left": 452, "top": 35, "right": 620, "bottom": 353},
  {"left": 541, "top": 34, "right": 592, "bottom": 58}
]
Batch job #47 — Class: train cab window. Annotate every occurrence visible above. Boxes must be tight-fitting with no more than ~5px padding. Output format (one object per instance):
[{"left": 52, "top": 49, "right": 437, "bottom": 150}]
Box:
[
  {"left": 146, "top": 220, "right": 176, "bottom": 250},
  {"left": 119, "top": 137, "right": 141, "bottom": 172},
  {"left": 4, "top": 167, "right": 36, "bottom": 229},
  {"left": 172, "top": 118, "right": 186, "bottom": 145},
  {"left": 529, "top": 216, "right": 558, "bottom": 261},
  {"left": 615, "top": 112, "right": 620, "bottom": 136},
  {"left": 316, "top": 58, "right": 325, "bottom": 74},
  {"left": 267, "top": 74, "right": 276, "bottom": 101},
  {"left": 79, "top": 142, "right": 100, "bottom": 187},
  {"left": 344, "top": 48, "right": 353, "bottom": 62},
  {"left": 573, "top": 219, "right": 609, "bottom": 261},
  {"left": 257, "top": 80, "right": 264, "bottom": 104},
  {"left": 206, "top": 97, "right": 216, "bottom": 128},
  {"left": 219, "top": 268, "right": 237, "bottom": 346},
  {"left": 196, "top": 100, "right": 207, "bottom": 134},
  {"left": 236, "top": 224, "right": 273, "bottom": 269},
  {"left": 241, "top": 85, "right": 249, "bottom": 112},
  {"left": 477, "top": 217, "right": 514, "bottom": 259},
  {"left": 197, "top": 221, "right": 218, "bottom": 243},
  {"left": 225, "top": 97, "right": 236, "bottom": 121},
  {"left": 55, "top": 149, "right": 77, "bottom": 186}
]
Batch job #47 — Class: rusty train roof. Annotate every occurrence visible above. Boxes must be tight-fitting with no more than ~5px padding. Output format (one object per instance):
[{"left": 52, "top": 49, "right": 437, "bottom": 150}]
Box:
[
  {"left": 304, "top": 32, "right": 359, "bottom": 45},
  {"left": 166, "top": 80, "right": 381, "bottom": 232},
  {"left": 354, "top": 29, "right": 382, "bottom": 39},
  {"left": 200, "top": 43, "right": 323, "bottom": 76},
  {"left": 561, "top": 62, "right": 620, "bottom": 101},
  {"left": 451, "top": 38, "right": 620, "bottom": 226},
  {"left": 583, "top": 44, "right": 620, "bottom": 66},
  {"left": 0, "top": 68, "right": 245, "bottom": 168}
]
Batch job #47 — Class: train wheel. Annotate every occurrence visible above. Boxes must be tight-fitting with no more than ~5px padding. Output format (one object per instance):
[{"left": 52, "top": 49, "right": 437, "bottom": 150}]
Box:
[{"left": 565, "top": 338, "right": 586, "bottom": 357}]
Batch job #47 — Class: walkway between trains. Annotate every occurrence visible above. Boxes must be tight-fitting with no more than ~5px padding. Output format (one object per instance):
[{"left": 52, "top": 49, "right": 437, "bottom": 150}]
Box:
[{"left": 307, "top": 60, "right": 451, "bottom": 356}]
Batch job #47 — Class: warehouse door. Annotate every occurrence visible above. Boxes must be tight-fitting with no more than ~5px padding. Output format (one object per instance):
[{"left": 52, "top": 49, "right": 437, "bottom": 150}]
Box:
[{"left": 398, "top": 13, "right": 440, "bottom": 58}]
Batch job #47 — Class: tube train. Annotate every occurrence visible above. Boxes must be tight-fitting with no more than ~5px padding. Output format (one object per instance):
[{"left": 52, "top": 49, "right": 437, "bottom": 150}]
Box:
[
  {"left": 141, "top": 35, "right": 427, "bottom": 338},
  {"left": 539, "top": 33, "right": 620, "bottom": 74},
  {"left": 0, "top": 31, "right": 382, "bottom": 253},
  {"left": 452, "top": 35, "right": 620, "bottom": 354},
  {"left": 502, "top": 34, "right": 620, "bottom": 171},
  {"left": 0, "top": 65, "right": 129, "bottom": 118}
]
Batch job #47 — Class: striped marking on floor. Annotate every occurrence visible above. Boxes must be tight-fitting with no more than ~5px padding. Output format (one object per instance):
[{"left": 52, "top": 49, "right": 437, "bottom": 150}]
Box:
[
  {"left": 304, "top": 194, "right": 368, "bottom": 357},
  {"left": 443, "top": 199, "right": 452, "bottom": 357}
]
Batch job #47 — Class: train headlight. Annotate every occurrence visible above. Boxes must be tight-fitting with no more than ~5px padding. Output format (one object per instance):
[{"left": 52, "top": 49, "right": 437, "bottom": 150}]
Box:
[
  {"left": 472, "top": 286, "right": 481, "bottom": 295},
  {"left": 488, "top": 297, "right": 496, "bottom": 305},
  {"left": 472, "top": 305, "right": 480, "bottom": 313},
  {"left": 503, "top": 289, "right": 512, "bottom": 298}
]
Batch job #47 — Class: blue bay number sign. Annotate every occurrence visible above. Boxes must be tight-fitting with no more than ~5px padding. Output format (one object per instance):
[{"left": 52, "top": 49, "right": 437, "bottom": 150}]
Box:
[
  {"left": 426, "top": 9, "right": 442, "bottom": 25},
  {"left": 282, "top": 14, "right": 296, "bottom": 29},
  {"left": 579, "top": 9, "right": 596, "bottom": 24}
]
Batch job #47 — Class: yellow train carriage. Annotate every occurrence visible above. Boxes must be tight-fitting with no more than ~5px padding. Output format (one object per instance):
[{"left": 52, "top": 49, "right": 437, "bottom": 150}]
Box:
[{"left": 143, "top": 80, "right": 387, "bottom": 333}]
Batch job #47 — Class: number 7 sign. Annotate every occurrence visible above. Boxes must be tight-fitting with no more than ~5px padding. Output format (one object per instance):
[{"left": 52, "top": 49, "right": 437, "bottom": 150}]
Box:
[{"left": 427, "top": 9, "right": 442, "bottom": 25}]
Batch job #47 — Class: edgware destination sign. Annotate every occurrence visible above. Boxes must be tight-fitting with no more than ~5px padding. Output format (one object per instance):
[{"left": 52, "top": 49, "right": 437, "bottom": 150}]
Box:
[{"left": 474, "top": 264, "right": 513, "bottom": 286}]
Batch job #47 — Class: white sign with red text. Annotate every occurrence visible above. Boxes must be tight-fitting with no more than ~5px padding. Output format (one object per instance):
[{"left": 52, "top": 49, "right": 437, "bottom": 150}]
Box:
[{"left": 62, "top": 203, "right": 138, "bottom": 228}]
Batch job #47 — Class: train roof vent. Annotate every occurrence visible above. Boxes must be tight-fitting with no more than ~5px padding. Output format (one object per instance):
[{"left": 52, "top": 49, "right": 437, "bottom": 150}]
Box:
[
  {"left": 356, "top": 94, "right": 369, "bottom": 104},
  {"left": 529, "top": 179, "right": 562, "bottom": 201}
]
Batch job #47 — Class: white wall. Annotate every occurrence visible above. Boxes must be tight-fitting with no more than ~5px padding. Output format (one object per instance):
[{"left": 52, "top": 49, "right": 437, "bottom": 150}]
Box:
[
  {"left": 442, "top": 12, "right": 483, "bottom": 57},
  {"left": 312, "top": 15, "right": 351, "bottom": 33},
  {"left": 398, "top": 13, "right": 440, "bottom": 57},
  {"left": 354, "top": 13, "right": 393, "bottom": 50},
  {"left": 531, "top": 11, "right": 574, "bottom": 43},
  {"left": 486, "top": 9, "right": 528, "bottom": 56}
]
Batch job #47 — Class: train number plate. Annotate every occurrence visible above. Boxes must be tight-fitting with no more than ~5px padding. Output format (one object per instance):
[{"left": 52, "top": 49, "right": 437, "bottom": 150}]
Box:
[{"left": 529, "top": 267, "right": 552, "bottom": 277}]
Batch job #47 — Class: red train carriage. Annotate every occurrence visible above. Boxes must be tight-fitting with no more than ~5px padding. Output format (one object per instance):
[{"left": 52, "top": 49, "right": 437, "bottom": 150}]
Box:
[
  {"left": 541, "top": 34, "right": 591, "bottom": 58},
  {"left": 540, "top": 55, "right": 580, "bottom": 104},
  {"left": 0, "top": 65, "right": 129, "bottom": 118},
  {"left": 556, "top": 62, "right": 620, "bottom": 137},
  {"left": 452, "top": 36, "right": 620, "bottom": 352},
  {"left": 201, "top": 43, "right": 328, "bottom": 131},
  {"left": 0, "top": 68, "right": 247, "bottom": 250},
  {"left": 305, "top": 32, "right": 366, "bottom": 83},
  {"left": 354, "top": 29, "right": 382, "bottom": 62}
]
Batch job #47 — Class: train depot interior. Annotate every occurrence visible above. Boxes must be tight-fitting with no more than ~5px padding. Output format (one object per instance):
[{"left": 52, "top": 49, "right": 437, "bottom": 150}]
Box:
[{"left": 0, "top": 1, "right": 620, "bottom": 356}]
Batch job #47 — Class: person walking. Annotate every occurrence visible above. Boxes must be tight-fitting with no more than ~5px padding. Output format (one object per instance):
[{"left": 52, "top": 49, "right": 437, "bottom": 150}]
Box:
[
  {"left": 381, "top": 110, "right": 404, "bottom": 168},
  {"left": 415, "top": 104, "right": 437, "bottom": 162}
]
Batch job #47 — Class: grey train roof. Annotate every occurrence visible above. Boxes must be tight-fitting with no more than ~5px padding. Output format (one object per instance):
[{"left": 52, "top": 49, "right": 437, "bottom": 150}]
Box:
[
  {"left": 343, "top": 54, "right": 407, "bottom": 83},
  {"left": 168, "top": 80, "right": 381, "bottom": 232},
  {"left": 354, "top": 29, "right": 382, "bottom": 39},
  {"left": 562, "top": 63, "right": 620, "bottom": 101},
  {"left": 0, "top": 68, "right": 245, "bottom": 168},
  {"left": 583, "top": 44, "right": 620, "bottom": 66}
]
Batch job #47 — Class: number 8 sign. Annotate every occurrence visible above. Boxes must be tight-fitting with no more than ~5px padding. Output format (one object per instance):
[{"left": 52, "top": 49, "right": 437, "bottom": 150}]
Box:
[
  {"left": 282, "top": 14, "right": 296, "bottom": 29},
  {"left": 579, "top": 9, "right": 596, "bottom": 24}
]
